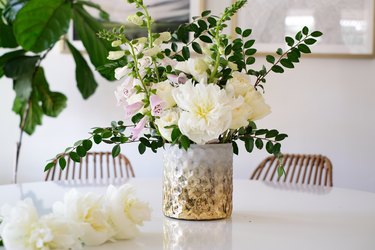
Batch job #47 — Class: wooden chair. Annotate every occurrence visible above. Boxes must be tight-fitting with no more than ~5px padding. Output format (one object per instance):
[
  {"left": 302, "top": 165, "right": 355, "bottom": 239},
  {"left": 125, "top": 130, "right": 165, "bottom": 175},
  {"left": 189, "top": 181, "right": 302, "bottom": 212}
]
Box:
[
  {"left": 45, "top": 152, "right": 135, "bottom": 181},
  {"left": 250, "top": 154, "right": 333, "bottom": 187}
]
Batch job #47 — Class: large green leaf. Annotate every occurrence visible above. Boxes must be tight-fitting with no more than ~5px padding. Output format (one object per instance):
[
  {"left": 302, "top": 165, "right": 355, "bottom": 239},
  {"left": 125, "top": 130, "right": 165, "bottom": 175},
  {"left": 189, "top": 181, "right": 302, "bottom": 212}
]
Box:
[
  {"left": 0, "top": 10, "right": 18, "bottom": 48},
  {"left": 13, "top": 0, "right": 71, "bottom": 53},
  {"left": 0, "top": 49, "right": 25, "bottom": 77},
  {"left": 66, "top": 40, "right": 98, "bottom": 99},
  {"left": 72, "top": 4, "right": 115, "bottom": 80},
  {"left": 4, "top": 55, "right": 39, "bottom": 100},
  {"left": 33, "top": 67, "right": 67, "bottom": 117}
]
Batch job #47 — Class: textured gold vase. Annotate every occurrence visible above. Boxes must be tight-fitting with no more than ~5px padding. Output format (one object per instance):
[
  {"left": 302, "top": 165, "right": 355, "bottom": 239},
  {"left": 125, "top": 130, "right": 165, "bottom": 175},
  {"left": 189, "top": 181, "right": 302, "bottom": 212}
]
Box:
[{"left": 162, "top": 144, "right": 233, "bottom": 220}]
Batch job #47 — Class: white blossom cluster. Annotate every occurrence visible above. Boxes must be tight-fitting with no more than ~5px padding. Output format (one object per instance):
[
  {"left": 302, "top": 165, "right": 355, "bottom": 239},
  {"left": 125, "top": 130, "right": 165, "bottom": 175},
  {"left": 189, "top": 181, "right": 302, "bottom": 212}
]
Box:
[{"left": 0, "top": 184, "right": 151, "bottom": 249}]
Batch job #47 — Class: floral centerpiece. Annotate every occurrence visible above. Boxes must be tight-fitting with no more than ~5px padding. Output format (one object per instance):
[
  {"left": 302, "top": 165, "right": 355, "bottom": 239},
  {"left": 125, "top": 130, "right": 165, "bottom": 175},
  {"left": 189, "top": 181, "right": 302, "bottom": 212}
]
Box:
[{"left": 46, "top": 0, "right": 322, "bottom": 220}]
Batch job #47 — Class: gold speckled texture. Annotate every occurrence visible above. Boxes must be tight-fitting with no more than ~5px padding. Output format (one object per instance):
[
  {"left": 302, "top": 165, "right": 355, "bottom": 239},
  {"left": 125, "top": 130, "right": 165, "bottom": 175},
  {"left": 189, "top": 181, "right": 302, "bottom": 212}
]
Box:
[{"left": 163, "top": 144, "right": 233, "bottom": 220}]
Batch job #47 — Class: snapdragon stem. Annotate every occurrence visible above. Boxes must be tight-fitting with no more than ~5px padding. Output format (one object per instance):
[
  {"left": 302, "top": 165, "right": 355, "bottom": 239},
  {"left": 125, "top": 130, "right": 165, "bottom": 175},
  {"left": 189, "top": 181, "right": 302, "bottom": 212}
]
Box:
[{"left": 128, "top": 43, "right": 149, "bottom": 97}]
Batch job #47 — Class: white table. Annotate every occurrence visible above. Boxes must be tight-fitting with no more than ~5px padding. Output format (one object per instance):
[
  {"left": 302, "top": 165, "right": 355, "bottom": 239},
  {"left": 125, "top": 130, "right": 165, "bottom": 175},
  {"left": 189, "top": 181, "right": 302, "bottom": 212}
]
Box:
[{"left": 0, "top": 178, "right": 375, "bottom": 250}]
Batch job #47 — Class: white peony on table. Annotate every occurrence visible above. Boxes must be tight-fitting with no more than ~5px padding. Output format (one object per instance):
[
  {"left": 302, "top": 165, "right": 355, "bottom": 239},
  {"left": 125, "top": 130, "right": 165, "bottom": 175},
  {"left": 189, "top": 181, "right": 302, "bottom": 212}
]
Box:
[{"left": 0, "top": 178, "right": 375, "bottom": 250}]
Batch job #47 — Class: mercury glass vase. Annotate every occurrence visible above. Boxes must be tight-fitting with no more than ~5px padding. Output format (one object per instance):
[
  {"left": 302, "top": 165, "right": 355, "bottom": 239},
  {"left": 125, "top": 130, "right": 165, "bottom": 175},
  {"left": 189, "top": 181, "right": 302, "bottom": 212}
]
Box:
[{"left": 162, "top": 143, "right": 233, "bottom": 220}]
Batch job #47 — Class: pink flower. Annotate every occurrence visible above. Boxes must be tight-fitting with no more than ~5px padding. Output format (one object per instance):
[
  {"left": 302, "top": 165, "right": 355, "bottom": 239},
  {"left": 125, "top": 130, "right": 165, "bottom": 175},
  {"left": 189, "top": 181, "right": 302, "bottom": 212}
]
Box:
[
  {"left": 131, "top": 116, "right": 148, "bottom": 140},
  {"left": 124, "top": 102, "right": 143, "bottom": 119},
  {"left": 160, "top": 57, "right": 177, "bottom": 67},
  {"left": 114, "top": 78, "right": 135, "bottom": 105},
  {"left": 167, "top": 73, "right": 188, "bottom": 85},
  {"left": 150, "top": 95, "right": 166, "bottom": 116}
]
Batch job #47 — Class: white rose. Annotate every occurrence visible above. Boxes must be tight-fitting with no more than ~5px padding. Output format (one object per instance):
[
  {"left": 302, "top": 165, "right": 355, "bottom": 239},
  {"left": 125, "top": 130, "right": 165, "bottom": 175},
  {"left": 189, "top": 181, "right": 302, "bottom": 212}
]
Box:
[
  {"left": 154, "top": 32, "right": 171, "bottom": 45},
  {"left": 175, "top": 58, "right": 208, "bottom": 82},
  {"left": 155, "top": 109, "right": 180, "bottom": 141},
  {"left": 172, "top": 79, "right": 232, "bottom": 144},
  {"left": 1, "top": 199, "right": 82, "bottom": 250},
  {"left": 53, "top": 189, "right": 113, "bottom": 246},
  {"left": 244, "top": 89, "right": 271, "bottom": 121},
  {"left": 105, "top": 184, "right": 151, "bottom": 240},
  {"left": 152, "top": 80, "right": 176, "bottom": 108},
  {"left": 107, "top": 51, "right": 125, "bottom": 60},
  {"left": 127, "top": 14, "right": 143, "bottom": 26}
]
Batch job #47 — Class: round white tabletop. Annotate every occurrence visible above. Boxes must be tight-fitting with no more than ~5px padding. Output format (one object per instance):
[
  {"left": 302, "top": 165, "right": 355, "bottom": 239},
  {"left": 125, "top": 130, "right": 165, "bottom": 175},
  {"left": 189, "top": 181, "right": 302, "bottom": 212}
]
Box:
[{"left": 0, "top": 178, "right": 374, "bottom": 250}]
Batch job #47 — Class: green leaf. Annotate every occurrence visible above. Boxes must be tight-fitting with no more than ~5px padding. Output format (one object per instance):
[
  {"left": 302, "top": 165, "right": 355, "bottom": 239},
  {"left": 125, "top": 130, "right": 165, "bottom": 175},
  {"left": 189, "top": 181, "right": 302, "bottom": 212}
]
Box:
[
  {"left": 0, "top": 50, "right": 25, "bottom": 78},
  {"left": 44, "top": 162, "right": 55, "bottom": 172},
  {"left": 171, "top": 42, "right": 178, "bottom": 52},
  {"left": 201, "top": 10, "right": 211, "bottom": 17},
  {"left": 232, "top": 141, "right": 239, "bottom": 155},
  {"left": 102, "top": 131, "right": 112, "bottom": 138},
  {"left": 244, "top": 137, "right": 254, "bottom": 153},
  {"left": 192, "top": 42, "right": 202, "bottom": 54},
  {"left": 298, "top": 44, "right": 311, "bottom": 54},
  {"left": 33, "top": 67, "right": 67, "bottom": 117},
  {"left": 266, "top": 55, "right": 275, "bottom": 64},
  {"left": 2, "top": 0, "right": 28, "bottom": 24},
  {"left": 255, "top": 138, "right": 263, "bottom": 149},
  {"left": 76, "top": 145, "right": 86, "bottom": 157},
  {"left": 266, "top": 141, "right": 274, "bottom": 154},
  {"left": 266, "top": 129, "right": 279, "bottom": 138},
  {"left": 69, "top": 151, "right": 81, "bottom": 163},
  {"left": 199, "top": 35, "right": 212, "bottom": 43},
  {"left": 4, "top": 55, "right": 39, "bottom": 100},
  {"left": 197, "top": 19, "right": 207, "bottom": 30},
  {"left": 273, "top": 143, "right": 281, "bottom": 154},
  {"left": 131, "top": 113, "right": 144, "bottom": 124},
  {"left": 271, "top": 65, "right": 284, "bottom": 73},
  {"left": 277, "top": 166, "right": 285, "bottom": 178},
  {"left": 180, "top": 135, "right": 190, "bottom": 150},
  {"left": 79, "top": 0, "right": 109, "bottom": 21},
  {"left": 182, "top": 46, "right": 190, "bottom": 60},
  {"left": 276, "top": 48, "right": 283, "bottom": 55},
  {"left": 302, "top": 26, "right": 309, "bottom": 35},
  {"left": 295, "top": 31, "right": 303, "bottom": 41},
  {"left": 311, "top": 31, "right": 323, "bottom": 37},
  {"left": 65, "top": 40, "right": 98, "bottom": 99},
  {"left": 280, "top": 58, "right": 294, "bottom": 69},
  {"left": 82, "top": 139, "right": 93, "bottom": 151},
  {"left": 285, "top": 36, "right": 294, "bottom": 47},
  {"left": 72, "top": 4, "right": 115, "bottom": 80},
  {"left": 242, "top": 29, "right": 252, "bottom": 37},
  {"left": 304, "top": 38, "right": 317, "bottom": 45},
  {"left": 244, "top": 39, "right": 255, "bottom": 48},
  {"left": 58, "top": 157, "right": 66, "bottom": 170},
  {"left": 171, "top": 128, "right": 181, "bottom": 142},
  {"left": 112, "top": 144, "right": 121, "bottom": 157},
  {"left": 255, "top": 129, "right": 267, "bottom": 135},
  {"left": 246, "top": 57, "right": 255, "bottom": 65},
  {"left": 13, "top": 0, "right": 72, "bottom": 52},
  {"left": 93, "top": 134, "right": 102, "bottom": 144},
  {"left": 0, "top": 9, "right": 18, "bottom": 48},
  {"left": 235, "top": 27, "right": 242, "bottom": 35},
  {"left": 245, "top": 48, "right": 257, "bottom": 56},
  {"left": 275, "top": 134, "right": 288, "bottom": 141},
  {"left": 138, "top": 143, "right": 146, "bottom": 154}
]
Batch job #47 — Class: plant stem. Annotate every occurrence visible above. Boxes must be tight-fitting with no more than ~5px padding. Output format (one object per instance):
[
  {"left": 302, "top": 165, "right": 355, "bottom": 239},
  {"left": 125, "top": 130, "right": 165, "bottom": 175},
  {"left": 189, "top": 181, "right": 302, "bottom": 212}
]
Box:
[{"left": 13, "top": 45, "right": 54, "bottom": 183}]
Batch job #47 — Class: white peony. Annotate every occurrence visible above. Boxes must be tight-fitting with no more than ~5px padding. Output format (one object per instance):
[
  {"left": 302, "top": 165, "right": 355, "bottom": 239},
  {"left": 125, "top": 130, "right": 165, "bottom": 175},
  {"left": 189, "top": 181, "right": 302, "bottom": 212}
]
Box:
[
  {"left": 105, "top": 185, "right": 151, "bottom": 240},
  {"left": 52, "top": 189, "right": 113, "bottom": 246},
  {"left": 152, "top": 80, "right": 176, "bottom": 108},
  {"left": 172, "top": 79, "right": 232, "bottom": 144},
  {"left": 1, "top": 199, "right": 82, "bottom": 250},
  {"left": 175, "top": 58, "right": 208, "bottom": 82},
  {"left": 227, "top": 71, "right": 253, "bottom": 97},
  {"left": 155, "top": 109, "right": 180, "bottom": 141},
  {"left": 230, "top": 97, "right": 252, "bottom": 129}
]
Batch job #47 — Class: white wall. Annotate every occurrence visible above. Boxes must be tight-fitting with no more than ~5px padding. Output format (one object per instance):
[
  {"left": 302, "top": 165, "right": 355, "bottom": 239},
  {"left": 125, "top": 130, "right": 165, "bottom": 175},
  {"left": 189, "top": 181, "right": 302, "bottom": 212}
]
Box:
[{"left": 1, "top": 47, "right": 375, "bottom": 192}]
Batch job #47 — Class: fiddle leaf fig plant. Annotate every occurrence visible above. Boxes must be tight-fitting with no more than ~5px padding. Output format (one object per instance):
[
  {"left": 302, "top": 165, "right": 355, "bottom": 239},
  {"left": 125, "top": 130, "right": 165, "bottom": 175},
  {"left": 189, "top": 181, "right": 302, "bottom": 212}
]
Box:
[{"left": 0, "top": 0, "right": 118, "bottom": 182}]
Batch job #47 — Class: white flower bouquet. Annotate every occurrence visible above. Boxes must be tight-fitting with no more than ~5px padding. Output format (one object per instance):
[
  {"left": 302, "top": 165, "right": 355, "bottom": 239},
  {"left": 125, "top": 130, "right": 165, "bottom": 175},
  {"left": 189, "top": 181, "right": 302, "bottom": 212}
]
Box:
[{"left": 46, "top": 0, "right": 322, "bottom": 176}]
